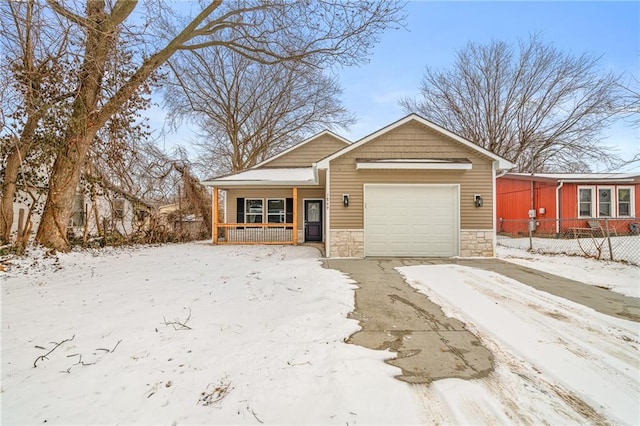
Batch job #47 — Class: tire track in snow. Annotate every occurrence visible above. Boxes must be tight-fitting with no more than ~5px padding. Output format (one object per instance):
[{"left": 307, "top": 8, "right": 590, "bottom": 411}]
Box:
[{"left": 399, "top": 264, "right": 640, "bottom": 425}]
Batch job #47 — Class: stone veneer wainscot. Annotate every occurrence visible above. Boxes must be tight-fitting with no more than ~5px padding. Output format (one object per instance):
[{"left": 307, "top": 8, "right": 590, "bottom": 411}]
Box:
[
  {"left": 460, "top": 230, "right": 494, "bottom": 257},
  {"left": 329, "top": 229, "right": 364, "bottom": 257}
]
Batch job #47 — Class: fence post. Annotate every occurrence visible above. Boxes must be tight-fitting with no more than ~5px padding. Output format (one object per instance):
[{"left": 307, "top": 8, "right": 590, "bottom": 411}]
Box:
[{"left": 604, "top": 217, "right": 614, "bottom": 261}]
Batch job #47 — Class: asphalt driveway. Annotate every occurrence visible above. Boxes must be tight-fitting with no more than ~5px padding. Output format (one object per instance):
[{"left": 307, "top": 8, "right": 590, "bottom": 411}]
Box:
[{"left": 324, "top": 257, "right": 640, "bottom": 384}]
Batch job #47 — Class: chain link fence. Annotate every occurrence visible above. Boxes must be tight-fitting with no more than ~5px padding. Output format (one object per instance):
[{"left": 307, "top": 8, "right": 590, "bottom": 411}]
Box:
[{"left": 497, "top": 217, "right": 640, "bottom": 266}]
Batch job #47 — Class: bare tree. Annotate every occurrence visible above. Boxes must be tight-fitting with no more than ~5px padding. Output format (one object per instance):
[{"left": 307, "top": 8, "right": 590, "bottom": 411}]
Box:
[
  {"left": 0, "top": 0, "right": 73, "bottom": 243},
  {"left": 616, "top": 74, "right": 640, "bottom": 168},
  {"left": 620, "top": 73, "right": 640, "bottom": 125},
  {"left": 0, "top": 0, "right": 154, "bottom": 245},
  {"left": 164, "top": 46, "right": 354, "bottom": 175},
  {"left": 401, "top": 35, "right": 624, "bottom": 172},
  {"left": 25, "top": 0, "right": 403, "bottom": 251}
]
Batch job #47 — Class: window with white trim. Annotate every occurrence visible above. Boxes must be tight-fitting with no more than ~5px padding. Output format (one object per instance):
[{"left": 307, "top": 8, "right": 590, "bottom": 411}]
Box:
[
  {"left": 597, "top": 187, "right": 613, "bottom": 217},
  {"left": 617, "top": 187, "right": 633, "bottom": 217},
  {"left": 267, "top": 198, "right": 285, "bottom": 223},
  {"left": 578, "top": 186, "right": 594, "bottom": 217},
  {"left": 245, "top": 198, "right": 263, "bottom": 223}
]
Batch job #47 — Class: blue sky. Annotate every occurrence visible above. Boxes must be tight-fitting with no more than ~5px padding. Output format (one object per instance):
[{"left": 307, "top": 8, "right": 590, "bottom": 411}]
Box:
[{"left": 152, "top": 1, "right": 639, "bottom": 170}]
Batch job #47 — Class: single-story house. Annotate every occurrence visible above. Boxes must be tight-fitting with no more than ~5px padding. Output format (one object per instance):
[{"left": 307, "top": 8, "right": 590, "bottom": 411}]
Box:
[
  {"left": 12, "top": 181, "right": 151, "bottom": 241},
  {"left": 496, "top": 173, "right": 640, "bottom": 236},
  {"left": 202, "top": 114, "right": 514, "bottom": 258}
]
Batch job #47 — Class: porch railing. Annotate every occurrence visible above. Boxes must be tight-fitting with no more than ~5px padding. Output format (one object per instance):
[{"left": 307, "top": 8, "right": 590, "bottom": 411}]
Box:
[{"left": 216, "top": 223, "right": 295, "bottom": 244}]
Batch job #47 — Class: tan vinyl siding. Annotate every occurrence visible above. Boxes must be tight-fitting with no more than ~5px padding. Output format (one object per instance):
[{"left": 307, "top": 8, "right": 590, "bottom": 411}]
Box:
[
  {"left": 260, "top": 134, "right": 348, "bottom": 168},
  {"left": 226, "top": 187, "right": 324, "bottom": 231},
  {"left": 329, "top": 121, "right": 494, "bottom": 229}
]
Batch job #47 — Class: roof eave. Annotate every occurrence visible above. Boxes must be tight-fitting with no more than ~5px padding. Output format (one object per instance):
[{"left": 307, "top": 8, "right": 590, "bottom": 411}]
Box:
[{"left": 201, "top": 180, "right": 318, "bottom": 187}]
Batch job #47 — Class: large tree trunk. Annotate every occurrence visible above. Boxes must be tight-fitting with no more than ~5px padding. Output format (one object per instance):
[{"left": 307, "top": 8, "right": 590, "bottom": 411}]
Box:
[
  {"left": 35, "top": 1, "right": 113, "bottom": 251},
  {"left": 0, "top": 120, "right": 39, "bottom": 243},
  {"left": 36, "top": 132, "right": 96, "bottom": 251},
  {"left": 0, "top": 147, "right": 22, "bottom": 244}
]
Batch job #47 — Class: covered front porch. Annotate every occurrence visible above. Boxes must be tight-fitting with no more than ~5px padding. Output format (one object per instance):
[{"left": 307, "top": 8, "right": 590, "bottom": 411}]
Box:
[
  {"left": 211, "top": 187, "right": 300, "bottom": 245},
  {"left": 203, "top": 168, "right": 325, "bottom": 245}
]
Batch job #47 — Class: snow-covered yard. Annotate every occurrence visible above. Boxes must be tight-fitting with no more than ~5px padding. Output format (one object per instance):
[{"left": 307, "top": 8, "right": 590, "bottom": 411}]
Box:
[
  {"left": 2, "top": 243, "right": 639, "bottom": 424},
  {"left": 498, "top": 234, "right": 640, "bottom": 266},
  {"left": 1, "top": 243, "right": 421, "bottom": 425}
]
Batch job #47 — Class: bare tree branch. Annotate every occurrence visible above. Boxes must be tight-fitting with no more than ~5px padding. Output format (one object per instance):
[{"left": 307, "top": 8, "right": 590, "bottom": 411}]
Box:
[
  {"left": 33, "top": 334, "right": 75, "bottom": 367},
  {"left": 165, "top": 46, "right": 354, "bottom": 175}
]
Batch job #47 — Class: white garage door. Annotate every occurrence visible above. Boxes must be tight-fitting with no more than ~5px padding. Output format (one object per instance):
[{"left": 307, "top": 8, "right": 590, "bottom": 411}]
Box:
[{"left": 364, "top": 184, "right": 459, "bottom": 257}]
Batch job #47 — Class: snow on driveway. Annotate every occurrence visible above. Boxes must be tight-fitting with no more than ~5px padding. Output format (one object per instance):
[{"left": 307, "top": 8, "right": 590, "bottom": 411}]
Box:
[
  {"left": 497, "top": 245, "right": 640, "bottom": 298},
  {"left": 1, "top": 243, "right": 422, "bottom": 425},
  {"left": 399, "top": 264, "right": 640, "bottom": 425}
]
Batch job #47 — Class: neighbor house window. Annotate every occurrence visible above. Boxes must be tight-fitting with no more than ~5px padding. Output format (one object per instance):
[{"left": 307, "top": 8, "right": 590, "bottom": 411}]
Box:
[
  {"left": 245, "top": 199, "right": 263, "bottom": 223},
  {"left": 578, "top": 187, "right": 594, "bottom": 217},
  {"left": 69, "top": 194, "right": 85, "bottom": 227},
  {"left": 267, "top": 199, "right": 285, "bottom": 223},
  {"left": 597, "top": 187, "right": 613, "bottom": 217},
  {"left": 113, "top": 199, "right": 125, "bottom": 220},
  {"left": 617, "top": 187, "right": 633, "bottom": 217}
]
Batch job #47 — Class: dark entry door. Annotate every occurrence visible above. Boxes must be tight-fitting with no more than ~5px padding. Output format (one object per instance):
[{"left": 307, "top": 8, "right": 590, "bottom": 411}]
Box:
[{"left": 304, "top": 200, "right": 323, "bottom": 242}]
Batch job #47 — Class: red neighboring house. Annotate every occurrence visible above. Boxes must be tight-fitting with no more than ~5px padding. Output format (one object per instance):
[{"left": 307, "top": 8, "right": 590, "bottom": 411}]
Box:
[{"left": 497, "top": 173, "right": 640, "bottom": 236}]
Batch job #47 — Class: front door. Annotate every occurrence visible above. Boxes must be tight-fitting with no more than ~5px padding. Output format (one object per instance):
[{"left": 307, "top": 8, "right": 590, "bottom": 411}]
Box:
[{"left": 304, "top": 200, "right": 323, "bottom": 242}]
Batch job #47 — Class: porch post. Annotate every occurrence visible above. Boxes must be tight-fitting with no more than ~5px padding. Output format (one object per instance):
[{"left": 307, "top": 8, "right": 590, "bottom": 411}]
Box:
[
  {"left": 292, "top": 187, "right": 298, "bottom": 245},
  {"left": 212, "top": 187, "right": 218, "bottom": 244}
]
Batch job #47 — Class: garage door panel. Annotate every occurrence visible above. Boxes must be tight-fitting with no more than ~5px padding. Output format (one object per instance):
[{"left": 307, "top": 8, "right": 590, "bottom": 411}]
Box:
[{"left": 364, "top": 185, "right": 459, "bottom": 257}]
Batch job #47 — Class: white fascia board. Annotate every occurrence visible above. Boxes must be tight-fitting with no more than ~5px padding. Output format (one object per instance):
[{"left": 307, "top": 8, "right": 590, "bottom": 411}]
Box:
[
  {"left": 317, "top": 114, "right": 515, "bottom": 170},
  {"left": 356, "top": 161, "right": 472, "bottom": 170},
  {"left": 201, "top": 180, "right": 318, "bottom": 187},
  {"left": 560, "top": 179, "right": 637, "bottom": 183}
]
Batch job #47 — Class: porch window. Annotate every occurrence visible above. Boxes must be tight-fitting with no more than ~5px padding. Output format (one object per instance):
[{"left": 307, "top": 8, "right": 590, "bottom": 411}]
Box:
[
  {"left": 618, "top": 187, "right": 632, "bottom": 217},
  {"left": 245, "top": 199, "right": 263, "bottom": 223},
  {"left": 578, "top": 187, "right": 594, "bottom": 217},
  {"left": 267, "top": 199, "right": 285, "bottom": 223},
  {"left": 598, "top": 188, "right": 612, "bottom": 217}
]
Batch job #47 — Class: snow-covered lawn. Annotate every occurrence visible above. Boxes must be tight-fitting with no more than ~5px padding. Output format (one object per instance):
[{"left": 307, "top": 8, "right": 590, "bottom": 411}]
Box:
[
  {"left": 497, "top": 245, "right": 640, "bottom": 298},
  {"left": 498, "top": 234, "right": 640, "bottom": 266},
  {"left": 1, "top": 243, "right": 421, "bottom": 425},
  {"left": 2, "top": 243, "right": 639, "bottom": 424}
]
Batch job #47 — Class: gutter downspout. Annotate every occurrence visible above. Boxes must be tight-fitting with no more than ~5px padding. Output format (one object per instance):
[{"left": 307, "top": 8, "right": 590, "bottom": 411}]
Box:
[{"left": 555, "top": 181, "right": 564, "bottom": 235}]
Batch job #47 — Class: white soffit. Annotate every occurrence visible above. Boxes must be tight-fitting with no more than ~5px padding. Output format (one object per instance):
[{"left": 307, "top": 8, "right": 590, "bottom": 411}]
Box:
[
  {"left": 202, "top": 167, "right": 317, "bottom": 187},
  {"left": 503, "top": 172, "right": 639, "bottom": 183},
  {"left": 356, "top": 158, "right": 472, "bottom": 170}
]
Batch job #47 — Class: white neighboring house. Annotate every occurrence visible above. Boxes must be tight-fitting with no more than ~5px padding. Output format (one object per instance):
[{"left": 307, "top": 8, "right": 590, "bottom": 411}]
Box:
[
  {"left": 12, "top": 182, "right": 151, "bottom": 242},
  {"left": 157, "top": 202, "right": 206, "bottom": 238}
]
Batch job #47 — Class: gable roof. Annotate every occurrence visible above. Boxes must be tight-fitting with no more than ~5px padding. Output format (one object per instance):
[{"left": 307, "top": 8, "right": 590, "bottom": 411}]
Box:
[
  {"left": 316, "top": 114, "right": 514, "bottom": 170},
  {"left": 501, "top": 172, "right": 640, "bottom": 183},
  {"left": 252, "top": 130, "right": 351, "bottom": 169}
]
